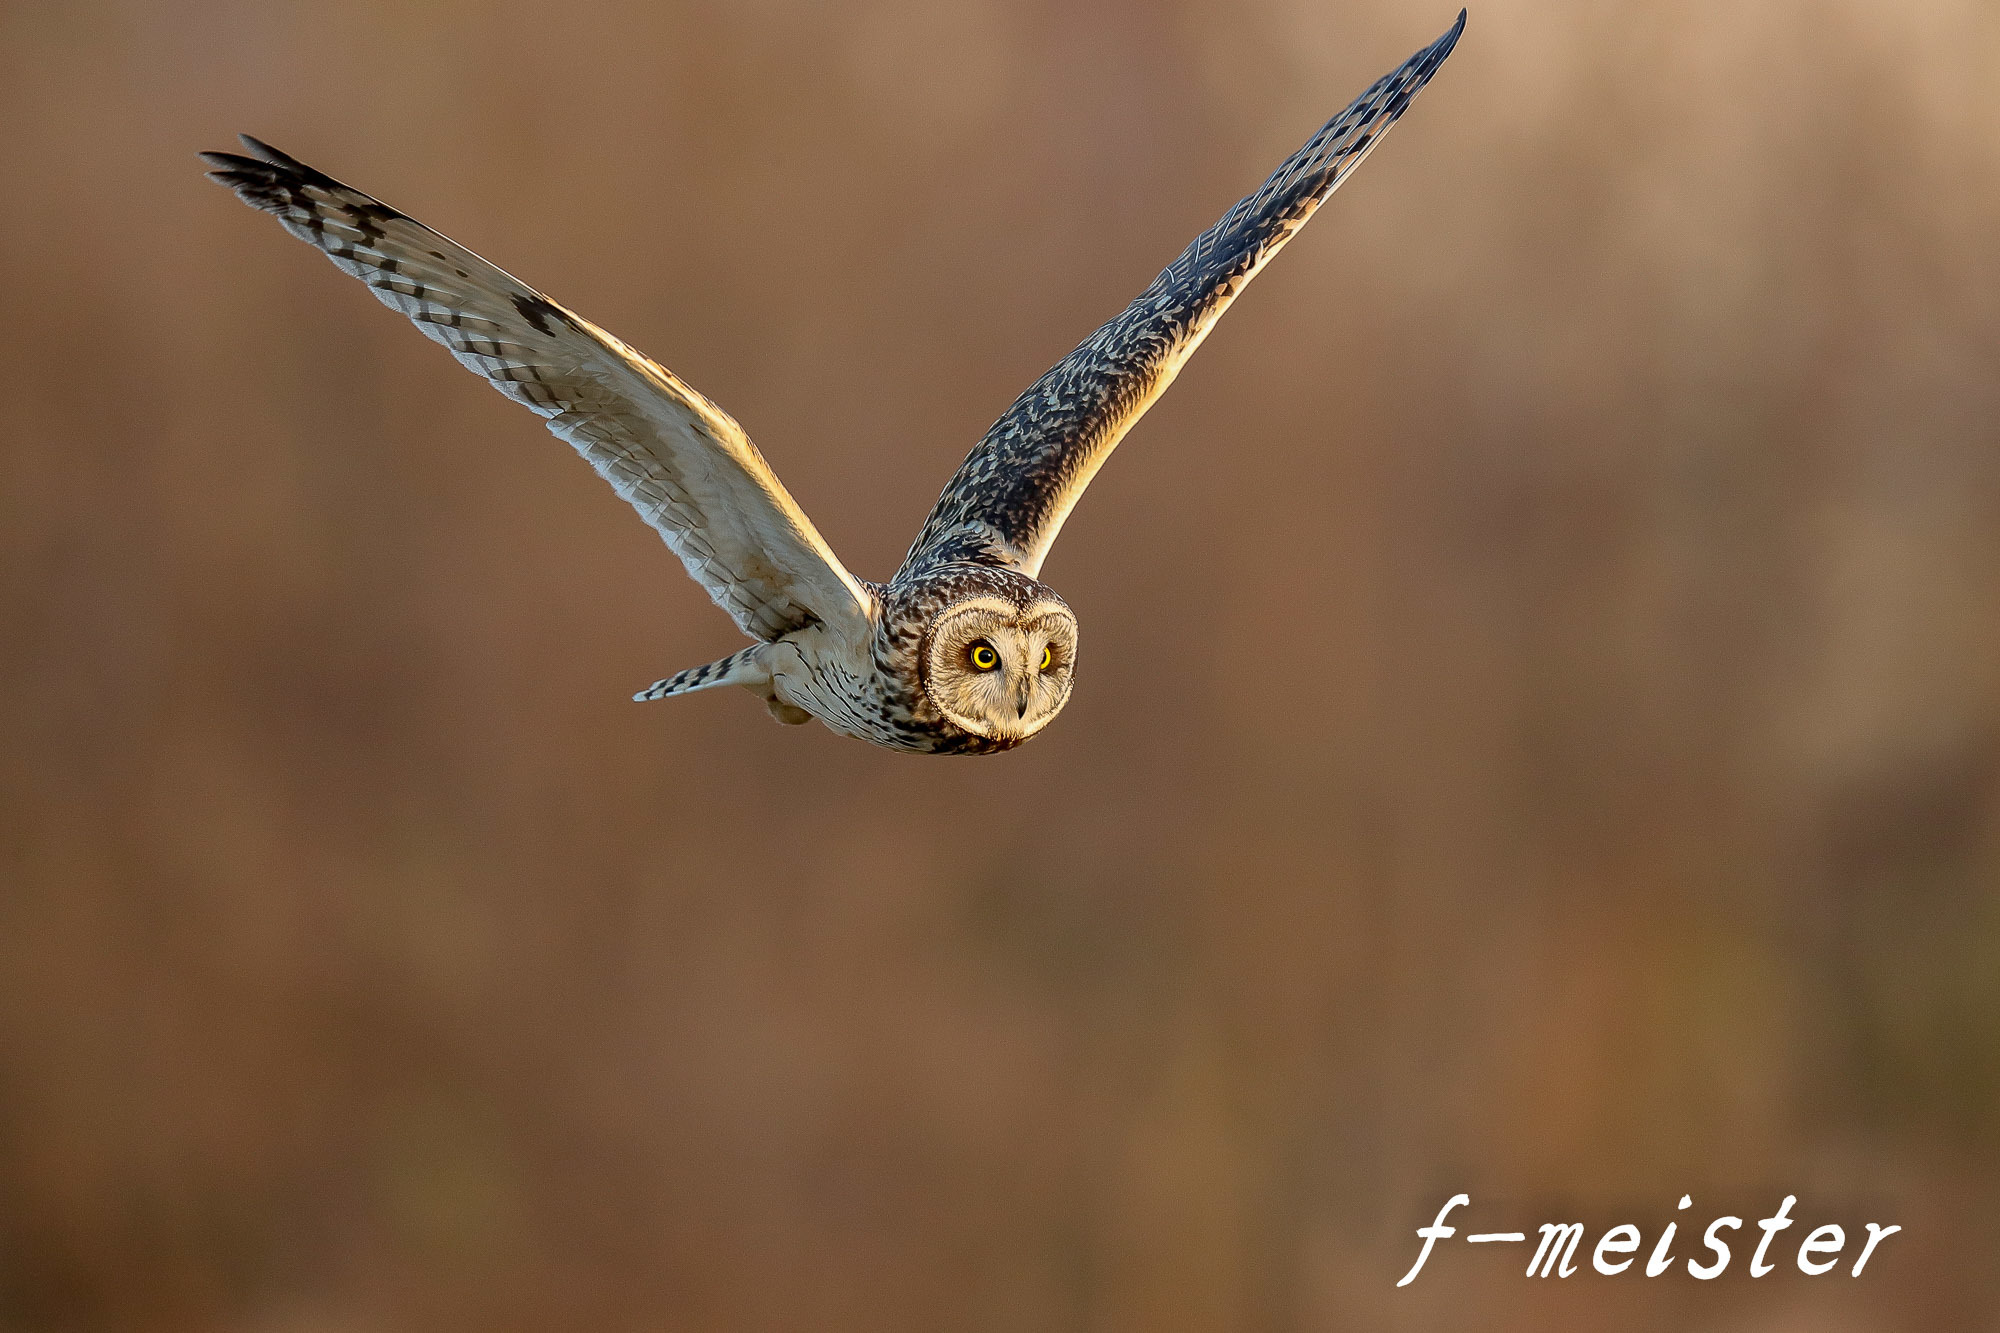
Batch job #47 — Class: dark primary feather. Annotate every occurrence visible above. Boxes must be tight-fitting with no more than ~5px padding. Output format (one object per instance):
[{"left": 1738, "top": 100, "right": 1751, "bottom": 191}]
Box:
[
  {"left": 899, "top": 10, "right": 1466, "bottom": 581},
  {"left": 200, "top": 136, "right": 873, "bottom": 642}
]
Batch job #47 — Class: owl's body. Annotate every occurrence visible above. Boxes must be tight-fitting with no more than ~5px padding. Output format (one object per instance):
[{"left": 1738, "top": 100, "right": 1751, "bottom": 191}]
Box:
[
  {"left": 202, "top": 14, "right": 1461, "bottom": 754},
  {"left": 648, "top": 565, "right": 1071, "bottom": 753}
]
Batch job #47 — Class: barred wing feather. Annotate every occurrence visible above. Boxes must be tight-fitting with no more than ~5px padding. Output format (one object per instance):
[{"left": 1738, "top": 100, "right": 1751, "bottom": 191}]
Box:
[
  {"left": 900, "top": 12, "right": 1464, "bottom": 579},
  {"left": 202, "top": 136, "right": 873, "bottom": 642}
]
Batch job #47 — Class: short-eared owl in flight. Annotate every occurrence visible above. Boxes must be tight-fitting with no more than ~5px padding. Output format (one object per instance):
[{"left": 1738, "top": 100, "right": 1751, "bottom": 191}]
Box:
[{"left": 205, "top": 13, "right": 1461, "bottom": 754}]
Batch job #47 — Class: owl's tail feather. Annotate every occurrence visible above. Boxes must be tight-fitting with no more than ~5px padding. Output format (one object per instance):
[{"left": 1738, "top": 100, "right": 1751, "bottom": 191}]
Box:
[
  {"left": 633, "top": 644, "right": 770, "bottom": 703},
  {"left": 635, "top": 643, "right": 811, "bottom": 725}
]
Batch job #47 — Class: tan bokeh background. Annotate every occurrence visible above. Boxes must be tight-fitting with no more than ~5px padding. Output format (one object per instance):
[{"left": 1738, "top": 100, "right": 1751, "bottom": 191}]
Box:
[{"left": 3, "top": 0, "right": 1997, "bottom": 1328}]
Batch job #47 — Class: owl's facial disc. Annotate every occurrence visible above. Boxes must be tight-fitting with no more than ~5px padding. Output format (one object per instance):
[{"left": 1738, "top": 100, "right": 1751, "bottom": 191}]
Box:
[{"left": 921, "top": 596, "right": 1078, "bottom": 743}]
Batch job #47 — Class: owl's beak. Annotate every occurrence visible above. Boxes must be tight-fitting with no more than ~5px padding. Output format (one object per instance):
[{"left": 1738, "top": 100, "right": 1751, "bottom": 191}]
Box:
[{"left": 1014, "top": 680, "right": 1031, "bottom": 719}]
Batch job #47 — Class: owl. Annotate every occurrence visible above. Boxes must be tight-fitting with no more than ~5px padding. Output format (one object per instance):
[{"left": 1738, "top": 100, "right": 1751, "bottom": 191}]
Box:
[{"left": 203, "top": 13, "right": 1462, "bottom": 755}]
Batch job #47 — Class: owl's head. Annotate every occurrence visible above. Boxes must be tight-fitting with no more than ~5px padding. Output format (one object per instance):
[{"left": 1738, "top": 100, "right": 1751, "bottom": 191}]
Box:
[{"left": 920, "top": 590, "right": 1078, "bottom": 744}]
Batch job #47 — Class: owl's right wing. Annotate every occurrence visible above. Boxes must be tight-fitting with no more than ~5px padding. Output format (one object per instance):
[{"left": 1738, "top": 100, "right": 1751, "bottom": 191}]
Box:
[
  {"left": 898, "top": 12, "right": 1463, "bottom": 580},
  {"left": 202, "top": 136, "right": 874, "bottom": 643}
]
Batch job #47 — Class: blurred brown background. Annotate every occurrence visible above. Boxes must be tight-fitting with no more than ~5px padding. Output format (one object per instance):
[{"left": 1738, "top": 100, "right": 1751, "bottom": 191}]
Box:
[{"left": 3, "top": 0, "right": 1997, "bottom": 1328}]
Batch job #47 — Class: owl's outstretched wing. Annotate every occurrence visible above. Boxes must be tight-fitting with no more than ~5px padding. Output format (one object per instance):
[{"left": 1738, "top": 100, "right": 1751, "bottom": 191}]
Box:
[
  {"left": 202, "top": 136, "right": 874, "bottom": 642},
  {"left": 898, "top": 11, "right": 1463, "bottom": 580}
]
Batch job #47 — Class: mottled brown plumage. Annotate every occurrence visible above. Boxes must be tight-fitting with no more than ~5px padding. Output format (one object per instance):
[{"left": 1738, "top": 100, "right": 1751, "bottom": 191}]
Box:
[{"left": 202, "top": 12, "right": 1462, "bottom": 753}]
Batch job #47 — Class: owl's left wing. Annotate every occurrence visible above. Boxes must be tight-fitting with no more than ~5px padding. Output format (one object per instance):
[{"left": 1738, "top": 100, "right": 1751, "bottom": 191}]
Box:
[
  {"left": 898, "top": 11, "right": 1463, "bottom": 580},
  {"left": 202, "top": 137, "right": 874, "bottom": 643}
]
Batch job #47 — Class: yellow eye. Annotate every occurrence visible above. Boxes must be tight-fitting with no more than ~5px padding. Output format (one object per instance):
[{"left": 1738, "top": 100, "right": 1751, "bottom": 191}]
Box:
[
  {"left": 969, "top": 642, "right": 999, "bottom": 671},
  {"left": 1039, "top": 645, "right": 1053, "bottom": 671}
]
